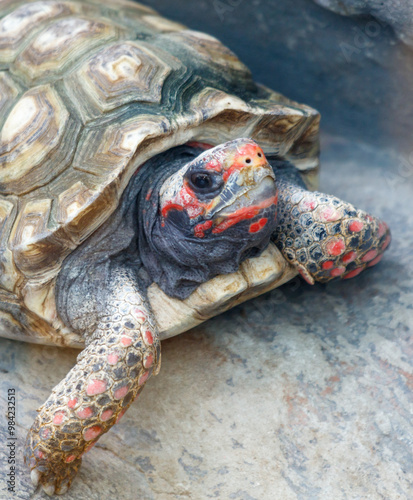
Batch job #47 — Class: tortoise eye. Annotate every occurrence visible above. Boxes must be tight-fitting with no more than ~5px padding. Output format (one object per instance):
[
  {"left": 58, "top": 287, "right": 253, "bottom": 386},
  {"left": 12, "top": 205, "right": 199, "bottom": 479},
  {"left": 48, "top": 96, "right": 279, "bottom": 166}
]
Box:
[{"left": 190, "top": 173, "right": 213, "bottom": 190}]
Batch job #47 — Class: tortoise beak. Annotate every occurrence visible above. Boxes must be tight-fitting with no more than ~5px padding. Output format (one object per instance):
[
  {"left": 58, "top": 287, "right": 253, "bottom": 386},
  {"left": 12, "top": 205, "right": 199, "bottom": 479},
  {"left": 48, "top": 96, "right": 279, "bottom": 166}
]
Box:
[{"left": 205, "top": 162, "right": 277, "bottom": 220}]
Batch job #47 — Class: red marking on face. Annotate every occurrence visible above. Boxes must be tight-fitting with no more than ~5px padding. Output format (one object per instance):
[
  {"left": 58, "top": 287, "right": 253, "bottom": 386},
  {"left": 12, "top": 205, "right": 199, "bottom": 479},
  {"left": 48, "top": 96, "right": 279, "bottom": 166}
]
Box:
[
  {"left": 342, "top": 251, "right": 357, "bottom": 264},
  {"left": 382, "top": 234, "right": 391, "bottom": 250},
  {"left": 300, "top": 197, "right": 317, "bottom": 211},
  {"left": 65, "top": 455, "right": 77, "bottom": 463},
  {"left": 145, "top": 189, "right": 152, "bottom": 201},
  {"left": 249, "top": 217, "right": 268, "bottom": 233},
  {"left": 205, "top": 158, "right": 221, "bottom": 172},
  {"left": 161, "top": 202, "right": 184, "bottom": 219},
  {"left": 212, "top": 195, "right": 277, "bottom": 234},
  {"left": 107, "top": 353, "right": 119, "bottom": 365},
  {"left": 322, "top": 260, "right": 334, "bottom": 270},
  {"left": 194, "top": 220, "right": 213, "bottom": 238},
  {"left": 362, "top": 249, "right": 379, "bottom": 263},
  {"left": 83, "top": 425, "right": 102, "bottom": 441},
  {"left": 349, "top": 220, "right": 364, "bottom": 232},
  {"left": 53, "top": 412, "right": 65, "bottom": 425},
  {"left": 326, "top": 238, "right": 346, "bottom": 256},
  {"left": 144, "top": 353, "right": 154, "bottom": 369},
  {"left": 330, "top": 267, "right": 346, "bottom": 277},
  {"left": 116, "top": 409, "right": 126, "bottom": 423},
  {"left": 101, "top": 409, "right": 114, "bottom": 422},
  {"left": 138, "top": 371, "right": 149, "bottom": 386},
  {"left": 367, "top": 254, "right": 383, "bottom": 267},
  {"left": 68, "top": 398, "right": 78, "bottom": 409},
  {"left": 77, "top": 407, "right": 93, "bottom": 419},
  {"left": 86, "top": 379, "right": 107, "bottom": 396},
  {"left": 121, "top": 336, "right": 132, "bottom": 347},
  {"left": 178, "top": 182, "right": 204, "bottom": 219},
  {"left": 319, "top": 206, "right": 340, "bottom": 222},
  {"left": 343, "top": 267, "right": 363, "bottom": 279},
  {"left": 143, "top": 330, "right": 154, "bottom": 345},
  {"left": 221, "top": 143, "right": 266, "bottom": 182},
  {"left": 114, "top": 385, "right": 129, "bottom": 400}
]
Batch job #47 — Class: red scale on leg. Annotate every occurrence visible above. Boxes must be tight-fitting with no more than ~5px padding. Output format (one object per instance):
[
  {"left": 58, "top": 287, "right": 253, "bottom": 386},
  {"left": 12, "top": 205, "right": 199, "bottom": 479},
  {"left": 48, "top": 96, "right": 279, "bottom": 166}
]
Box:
[
  {"left": 322, "top": 260, "right": 334, "bottom": 270},
  {"left": 101, "top": 409, "right": 114, "bottom": 422},
  {"left": 325, "top": 238, "right": 346, "bottom": 257},
  {"left": 349, "top": 220, "right": 364, "bottom": 232},
  {"left": 76, "top": 407, "right": 94, "bottom": 419},
  {"left": 107, "top": 352, "right": 119, "bottom": 365},
  {"left": 343, "top": 267, "right": 364, "bottom": 279},
  {"left": 143, "top": 353, "right": 154, "bottom": 369},
  {"left": 362, "top": 249, "right": 378, "bottom": 263},
  {"left": 83, "top": 425, "right": 102, "bottom": 442},
  {"left": 138, "top": 371, "right": 149, "bottom": 386},
  {"left": 34, "top": 448, "right": 45, "bottom": 459},
  {"left": 330, "top": 267, "right": 346, "bottom": 277},
  {"left": 318, "top": 206, "right": 340, "bottom": 222},
  {"left": 299, "top": 196, "right": 317, "bottom": 212},
  {"left": 382, "top": 234, "right": 391, "bottom": 250},
  {"left": 52, "top": 412, "right": 66, "bottom": 425},
  {"left": 342, "top": 251, "right": 357, "bottom": 264},
  {"left": 65, "top": 455, "right": 77, "bottom": 463},
  {"left": 143, "top": 330, "right": 154, "bottom": 345},
  {"left": 368, "top": 254, "right": 383, "bottom": 267},
  {"left": 114, "top": 385, "right": 129, "bottom": 400},
  {"left": 121, "top": 336, "right": 133, "bottom": 347},
  {"left": 86, "top": 379, "right": 107, "bottom": 396},
  {"left": 131, "top": 308, "right": 146, "bottom": 322},
  {"left": 67, "top": 398, "right": 78, "bottom": 409}
]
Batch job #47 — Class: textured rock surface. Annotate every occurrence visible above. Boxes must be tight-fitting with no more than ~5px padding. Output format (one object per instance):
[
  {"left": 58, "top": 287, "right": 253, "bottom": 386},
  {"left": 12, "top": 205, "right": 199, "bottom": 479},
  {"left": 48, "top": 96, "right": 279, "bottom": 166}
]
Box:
[
  {"left": 313, "top": 0, "right": 413, "bottom": 47},
  {"left": 1, "top": 137, "right": 412, "bottom": 499}
]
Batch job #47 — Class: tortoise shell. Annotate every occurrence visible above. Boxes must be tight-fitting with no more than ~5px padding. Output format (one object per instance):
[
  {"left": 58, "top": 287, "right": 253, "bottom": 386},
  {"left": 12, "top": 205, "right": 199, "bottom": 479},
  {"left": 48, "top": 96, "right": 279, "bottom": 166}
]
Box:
[{"left": 0, "top": 0, "right": 319, "bottom": 347}]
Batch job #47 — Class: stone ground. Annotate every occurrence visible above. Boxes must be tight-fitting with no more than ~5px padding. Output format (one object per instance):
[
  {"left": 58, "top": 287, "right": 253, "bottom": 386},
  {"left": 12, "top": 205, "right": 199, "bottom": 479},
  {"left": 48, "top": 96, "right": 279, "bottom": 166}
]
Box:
[{"left": 0, "top": 136, "right": 412, "bottom": 499}]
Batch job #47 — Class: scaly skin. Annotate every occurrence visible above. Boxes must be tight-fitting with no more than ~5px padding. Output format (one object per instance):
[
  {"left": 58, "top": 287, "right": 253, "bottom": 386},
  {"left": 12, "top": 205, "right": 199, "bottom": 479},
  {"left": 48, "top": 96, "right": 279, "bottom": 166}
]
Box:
[
  {"left": 274, "top": 179, "right": 391, "bottom": 284},
  {"left": 24, "top": 267, "right": 160, "bottom": 495}
]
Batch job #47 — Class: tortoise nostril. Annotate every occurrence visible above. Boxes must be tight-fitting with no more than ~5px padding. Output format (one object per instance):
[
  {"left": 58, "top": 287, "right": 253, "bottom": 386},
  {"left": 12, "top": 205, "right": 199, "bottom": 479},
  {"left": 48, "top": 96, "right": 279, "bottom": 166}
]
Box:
[
  {"left": 245, "top": 158, "right": 252, "bottom": 164},
  {"left": 257, "top": 152, "right": 262, "bottom": 158}
]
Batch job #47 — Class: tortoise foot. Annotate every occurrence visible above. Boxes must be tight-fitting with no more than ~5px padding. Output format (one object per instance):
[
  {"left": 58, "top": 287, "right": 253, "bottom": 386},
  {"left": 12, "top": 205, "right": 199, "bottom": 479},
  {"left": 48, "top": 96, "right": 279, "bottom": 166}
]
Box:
[
  {"left": 275, "top": 186, "right": 391, "bottom": 284},
  {"left": 24, "top": 427, "right": 82, "bottom": 495}
]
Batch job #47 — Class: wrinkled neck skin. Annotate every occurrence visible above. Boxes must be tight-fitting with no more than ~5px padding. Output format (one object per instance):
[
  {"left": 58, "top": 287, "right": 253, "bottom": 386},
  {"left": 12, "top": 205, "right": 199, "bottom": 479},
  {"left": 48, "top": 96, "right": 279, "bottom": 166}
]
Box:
[{"left": 56, "top": 144, "right": 283, "bottom": 337}]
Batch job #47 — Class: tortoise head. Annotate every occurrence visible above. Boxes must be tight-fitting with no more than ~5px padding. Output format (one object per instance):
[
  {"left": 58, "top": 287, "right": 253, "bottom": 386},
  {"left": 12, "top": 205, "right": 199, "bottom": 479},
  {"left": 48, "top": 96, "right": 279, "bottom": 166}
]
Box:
[{"left": 140, "top": 138, "right": 279, "bottom": 299}]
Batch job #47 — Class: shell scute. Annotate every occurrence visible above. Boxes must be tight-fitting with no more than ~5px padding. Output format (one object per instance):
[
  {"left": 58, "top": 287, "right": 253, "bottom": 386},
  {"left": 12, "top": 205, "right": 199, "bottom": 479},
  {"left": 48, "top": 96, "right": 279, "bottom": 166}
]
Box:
[
  {"left": 0, "top": 84, "right": 81, "bottom": 195},
  {"left": 0, "top": 1, "right": 78, "bottom": 65},
  {"left": 12, "top": 15, "right": 121, "bottom": 84},
  {"left": 65, "top": 41, "right": 178, "bottom": 122}
]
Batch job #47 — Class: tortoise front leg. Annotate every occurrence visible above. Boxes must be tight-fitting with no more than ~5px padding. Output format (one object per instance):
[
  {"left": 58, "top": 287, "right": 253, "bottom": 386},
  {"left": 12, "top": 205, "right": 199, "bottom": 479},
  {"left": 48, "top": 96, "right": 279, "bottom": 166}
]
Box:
[
  {"left": 273, "top": 179, "right": 391, "bottom": 284},
  {"left": 24, "top": 267, "right": 160, "bottom": 496}
]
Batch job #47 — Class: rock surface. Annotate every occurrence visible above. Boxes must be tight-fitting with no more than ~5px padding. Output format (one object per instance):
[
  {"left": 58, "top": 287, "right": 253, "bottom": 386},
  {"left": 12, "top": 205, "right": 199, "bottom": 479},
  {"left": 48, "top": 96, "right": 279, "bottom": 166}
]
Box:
[
  {"left": 313, "top": 0, "right": 413, "bottom": 47},
  {"left": 1, "top": 137, "right": 412, "bottom": 499}
]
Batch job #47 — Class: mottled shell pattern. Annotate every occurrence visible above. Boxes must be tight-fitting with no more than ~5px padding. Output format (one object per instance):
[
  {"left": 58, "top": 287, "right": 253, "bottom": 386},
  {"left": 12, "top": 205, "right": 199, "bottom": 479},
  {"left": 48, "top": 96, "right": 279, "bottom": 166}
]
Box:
[{"left": 0, "top": 0, "right": 320, "bottom": 347}]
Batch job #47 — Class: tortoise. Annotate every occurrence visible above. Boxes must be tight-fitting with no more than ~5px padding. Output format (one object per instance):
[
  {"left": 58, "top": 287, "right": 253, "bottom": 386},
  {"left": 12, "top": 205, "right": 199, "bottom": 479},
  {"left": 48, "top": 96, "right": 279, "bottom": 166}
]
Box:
[{"left": 0, "top": 0, "right": 391, "bottom": 495}]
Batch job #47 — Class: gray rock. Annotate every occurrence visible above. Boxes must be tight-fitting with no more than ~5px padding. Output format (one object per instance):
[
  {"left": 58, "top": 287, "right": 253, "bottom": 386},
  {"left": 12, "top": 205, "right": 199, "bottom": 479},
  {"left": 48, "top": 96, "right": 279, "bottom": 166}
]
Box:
[
  {"left": 314, "top": 0, "right": 413, "bottom": 47},
  {"left": 1, "top": 136, "right": 412, "bottom": 499}
]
